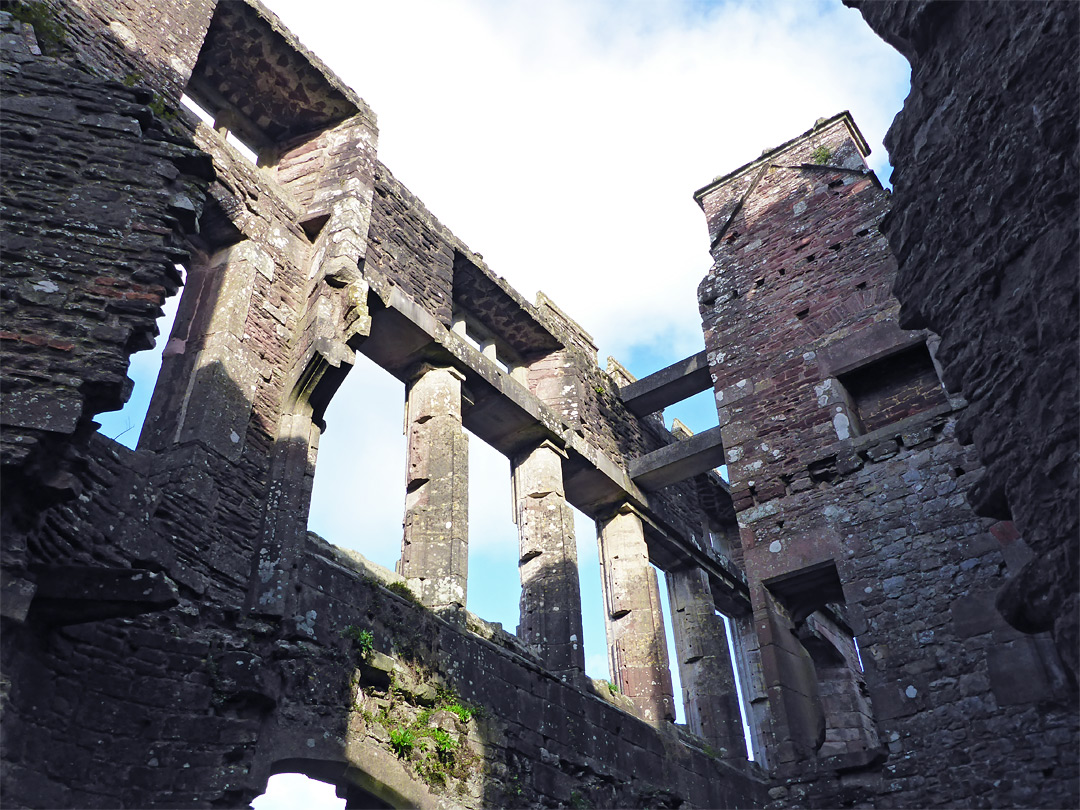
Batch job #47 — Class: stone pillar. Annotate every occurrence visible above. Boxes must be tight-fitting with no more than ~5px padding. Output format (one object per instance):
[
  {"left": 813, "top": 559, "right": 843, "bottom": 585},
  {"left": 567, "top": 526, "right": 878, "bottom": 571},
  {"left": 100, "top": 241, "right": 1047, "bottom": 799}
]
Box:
[
  {"left": 597, "top": 506, "right": 675, "bottom": 724},
  {"left": 397, "top": 365, "right": 468, "bottom": 611},
  {"left": 512, "top": 440, "right": 585, "bottom": 677},
  {"left": 667, "top": 565, "right": 746, "bottom": 756}
]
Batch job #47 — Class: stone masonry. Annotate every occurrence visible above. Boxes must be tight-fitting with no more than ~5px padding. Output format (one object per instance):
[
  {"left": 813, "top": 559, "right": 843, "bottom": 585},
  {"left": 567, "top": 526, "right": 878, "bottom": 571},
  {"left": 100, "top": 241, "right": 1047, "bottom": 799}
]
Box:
[
  {"left": 0, "top": 1, "right": 761, "bottom": 807},
  {"left": 845, "top": 0, "right": 1080, "bottom": 681},
  {"left": 695, "top": 112, "right": 1077, "bottom": 808},
  {"left": 0, "top": 1, "right": 1076, "bottom": 809}
]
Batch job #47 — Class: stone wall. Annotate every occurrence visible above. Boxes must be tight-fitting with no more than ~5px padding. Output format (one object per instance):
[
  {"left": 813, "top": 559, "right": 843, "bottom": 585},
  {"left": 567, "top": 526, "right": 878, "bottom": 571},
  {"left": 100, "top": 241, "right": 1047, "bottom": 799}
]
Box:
[
  {"left": 695, "top": 113, "right": 1078, "bottom": 808},
  {"left": 3, "top": 433, "right": 768, "bottom": 807},
  {"left": 0, "top": 7, "right": 211, "bottom": 544},
  {"left": 6, "top": 0, "right": 1073, "bottom": 807},
  {"left": 0, "top": 2, "right": 755, "bottom": 807},
  {"left": 844, "top": 0, "right": 1080, "bottom": 678}
]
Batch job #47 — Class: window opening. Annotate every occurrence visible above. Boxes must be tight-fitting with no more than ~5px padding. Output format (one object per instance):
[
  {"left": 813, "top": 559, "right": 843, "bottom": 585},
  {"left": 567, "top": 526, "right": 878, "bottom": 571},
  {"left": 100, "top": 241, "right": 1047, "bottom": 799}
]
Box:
[
  {"left": 452, "top": 311, "right": 514, "bottom": 375},
  {"left": 464, "top": 430, "right": 520, "bottom": 630},
  {"left": 251, "top": 773, "right": 345, "bottom": 810},
  {"left": 836, "top": 341, "right": 947, "bottom": 434},
  {"left": 801, "top": 610, "right": 879, "bottom": 757},
  {"left": 179, "top": 93, "right": 214, "bottom": 126},
  {"left": 306, "top": 354, "right": 405, "bottom": 572},
  {"left": 654, "top": 566, "right": 686, "bottom": 724},
  {"left": 225, "top": 130, "right": 260, "bottom": 165},
  {"left": 179, "top": 92, "right": 260, "bottom": 166},
  {"left": 575, "top": 506, "right": 608, "bottom": 682},
  {"left": 97, "top": 264, "right": 186, "bottom": 449},
  {"left": 720, "top": 612, "right": 756, "bottom": 761}
]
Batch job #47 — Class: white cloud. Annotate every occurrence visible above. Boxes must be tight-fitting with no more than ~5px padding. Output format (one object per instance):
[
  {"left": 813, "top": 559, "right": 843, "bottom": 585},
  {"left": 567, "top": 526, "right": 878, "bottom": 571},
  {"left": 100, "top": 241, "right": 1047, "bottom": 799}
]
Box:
[{"left": 262, "top": 0, "right": 908, "bottom": 364}]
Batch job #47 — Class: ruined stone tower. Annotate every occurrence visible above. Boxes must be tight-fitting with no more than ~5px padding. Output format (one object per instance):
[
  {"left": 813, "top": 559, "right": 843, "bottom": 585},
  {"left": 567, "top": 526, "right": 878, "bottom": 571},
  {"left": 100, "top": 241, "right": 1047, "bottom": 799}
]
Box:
[{"left": 694, "top": 113, "right": 1077, "bottom": 806}]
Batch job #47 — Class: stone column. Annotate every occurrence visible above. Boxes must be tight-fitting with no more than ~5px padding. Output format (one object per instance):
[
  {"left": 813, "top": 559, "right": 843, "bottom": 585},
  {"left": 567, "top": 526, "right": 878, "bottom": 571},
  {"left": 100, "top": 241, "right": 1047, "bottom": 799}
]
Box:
[
  {"left": 597, "top": 506, "right": 675, "bottom": 724},
  {"left": 513, "top": 440, "right": 585, "bottom": 677},
  {"left": 397, "top": 365, "right": 468, "bottom": 611},
  {"left": 667, "top": 565, "right": 746, "bottom": 756}
]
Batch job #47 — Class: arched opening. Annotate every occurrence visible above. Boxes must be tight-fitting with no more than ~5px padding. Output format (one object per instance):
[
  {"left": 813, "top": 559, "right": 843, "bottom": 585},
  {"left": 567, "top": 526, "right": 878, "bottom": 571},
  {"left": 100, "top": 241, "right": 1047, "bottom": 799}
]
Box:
[
  {"left": 251, "top": 772, "right": 344, "bottom": 810},
  {"left": 251, "top": 759, "right": 398, "bottom": 810}
]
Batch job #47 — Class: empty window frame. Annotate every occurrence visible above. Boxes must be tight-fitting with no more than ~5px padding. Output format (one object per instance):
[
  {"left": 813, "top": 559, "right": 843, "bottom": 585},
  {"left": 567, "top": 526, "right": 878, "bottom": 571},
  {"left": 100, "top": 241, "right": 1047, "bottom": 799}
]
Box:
[{"left": 836, "top": 341, "right": 948, "bottom": 435}]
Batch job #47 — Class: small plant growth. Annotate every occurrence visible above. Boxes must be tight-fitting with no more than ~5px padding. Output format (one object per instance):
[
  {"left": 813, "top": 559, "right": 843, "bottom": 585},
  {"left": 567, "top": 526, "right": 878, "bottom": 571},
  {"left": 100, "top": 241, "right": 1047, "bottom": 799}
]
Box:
[
  {"left": 436, "top": 686, "right": 475, "bottom": 722},
  {"left": 604, "top": 679, "right": 619, "bottom": 696},
  {"left": 342, "top": 625, "right": 375, "bottom": 657},
  {"left": 389, "top": 726, "right": 415, "bottom": 758},
  {"left": 372, "top": 683, "right": 479, "bottom": 790},
  {"left": 810, "top": 145, "right": 832, "bottom": 165},
  {"left": 386, "top": 580, "right": 420, "bottom": 604}
]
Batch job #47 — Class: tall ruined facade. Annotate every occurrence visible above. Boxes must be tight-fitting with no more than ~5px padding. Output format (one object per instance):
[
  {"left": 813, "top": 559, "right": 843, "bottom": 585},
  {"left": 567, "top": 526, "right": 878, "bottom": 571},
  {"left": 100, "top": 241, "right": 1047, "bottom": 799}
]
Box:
[
  {"left": 695, "top": 113, "right": 1077, "bottom": 807},
  {"left": 0, "top": 1, "right": 1076, "bottom": 809}
]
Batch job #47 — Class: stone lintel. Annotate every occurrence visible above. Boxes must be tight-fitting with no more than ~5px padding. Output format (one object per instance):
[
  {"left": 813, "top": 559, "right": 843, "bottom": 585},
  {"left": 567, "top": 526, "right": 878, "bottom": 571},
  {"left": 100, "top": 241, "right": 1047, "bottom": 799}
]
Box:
[
  {"left": 619, "top": 351, "right": 712, "bottom": 416},
  {"left": 360, "top": 287, "right": 738, "bottom": 613},
  {"left": 629, "top": 425, "right": 726, "bottom": 490},
  {"left": 407, "top": 361, "right": 467, "bottom": 385}
]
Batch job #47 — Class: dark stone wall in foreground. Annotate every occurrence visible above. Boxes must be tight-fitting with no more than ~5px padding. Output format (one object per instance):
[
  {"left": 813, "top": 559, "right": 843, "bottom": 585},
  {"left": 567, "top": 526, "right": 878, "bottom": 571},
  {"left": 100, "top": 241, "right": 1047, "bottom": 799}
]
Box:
[{"left": 845, "top": 0, "right": 1079, "bottom": 679}]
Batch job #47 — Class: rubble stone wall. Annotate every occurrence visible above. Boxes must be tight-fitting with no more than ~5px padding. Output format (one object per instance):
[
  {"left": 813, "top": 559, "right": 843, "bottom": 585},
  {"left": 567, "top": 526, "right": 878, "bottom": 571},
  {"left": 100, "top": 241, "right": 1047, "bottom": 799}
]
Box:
[
  {"left": 0, "top": 8, "right": 211, "bottom": 538},
  {"left": 845, "top": 0, "right": 1080, "bottom": 675}
]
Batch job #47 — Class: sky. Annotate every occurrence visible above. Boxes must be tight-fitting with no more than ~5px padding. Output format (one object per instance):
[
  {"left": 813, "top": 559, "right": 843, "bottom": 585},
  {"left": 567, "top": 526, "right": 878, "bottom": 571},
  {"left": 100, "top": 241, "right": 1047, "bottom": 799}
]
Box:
[{"left": 95, "top": 0, "right": 909, "bottom": 803}]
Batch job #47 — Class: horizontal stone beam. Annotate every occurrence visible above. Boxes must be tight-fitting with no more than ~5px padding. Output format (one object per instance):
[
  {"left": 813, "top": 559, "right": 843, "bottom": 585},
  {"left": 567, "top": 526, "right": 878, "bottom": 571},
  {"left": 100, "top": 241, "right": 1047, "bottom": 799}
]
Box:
[
  {"left": 619, "top": 351, "right": 712, "bottom": 416},
  {"left": 629, "top": 425, "right": 726, "bottom": 491}
]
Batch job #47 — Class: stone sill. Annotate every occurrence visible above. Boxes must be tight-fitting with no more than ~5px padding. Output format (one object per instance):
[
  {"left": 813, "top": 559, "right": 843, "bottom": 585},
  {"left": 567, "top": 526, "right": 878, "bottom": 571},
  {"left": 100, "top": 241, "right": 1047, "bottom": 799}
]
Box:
[{"left": 801, "top": 401, "right": 960, "bottom": 472}]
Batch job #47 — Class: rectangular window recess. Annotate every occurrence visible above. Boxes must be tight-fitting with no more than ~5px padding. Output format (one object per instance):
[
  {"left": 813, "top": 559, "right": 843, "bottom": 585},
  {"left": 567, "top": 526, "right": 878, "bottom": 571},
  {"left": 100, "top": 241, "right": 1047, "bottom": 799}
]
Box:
[
  {"left": 452, "top": 312, "right": 514, "bottom": 374},
  {"left": 836, "top": 342, "right": 948, "bottom": 435}
]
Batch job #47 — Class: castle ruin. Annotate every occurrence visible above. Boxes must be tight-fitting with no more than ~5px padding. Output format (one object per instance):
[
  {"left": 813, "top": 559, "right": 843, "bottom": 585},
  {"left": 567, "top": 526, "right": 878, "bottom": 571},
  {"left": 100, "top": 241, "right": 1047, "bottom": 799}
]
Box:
[{"left": 1, "top": 1, "right": 1076, "bottom": 808}]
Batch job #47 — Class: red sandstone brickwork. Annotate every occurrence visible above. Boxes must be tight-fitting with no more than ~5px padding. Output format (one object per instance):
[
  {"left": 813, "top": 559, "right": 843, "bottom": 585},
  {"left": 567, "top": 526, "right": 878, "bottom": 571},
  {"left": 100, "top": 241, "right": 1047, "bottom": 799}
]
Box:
[{"left": 698, "top": 118, "right": 905, "bottom": 515}]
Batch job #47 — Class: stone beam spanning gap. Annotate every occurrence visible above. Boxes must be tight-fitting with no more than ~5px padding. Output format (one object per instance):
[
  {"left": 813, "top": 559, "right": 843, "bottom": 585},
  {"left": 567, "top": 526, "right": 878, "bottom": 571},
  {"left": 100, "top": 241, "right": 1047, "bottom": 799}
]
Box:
[
  {"left": 618, "top": 351, "right": 712, "bottom": 416},
  {"left": 629, "top": 425, "right": 726, "bottom": 491}
]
